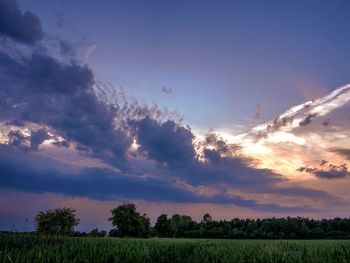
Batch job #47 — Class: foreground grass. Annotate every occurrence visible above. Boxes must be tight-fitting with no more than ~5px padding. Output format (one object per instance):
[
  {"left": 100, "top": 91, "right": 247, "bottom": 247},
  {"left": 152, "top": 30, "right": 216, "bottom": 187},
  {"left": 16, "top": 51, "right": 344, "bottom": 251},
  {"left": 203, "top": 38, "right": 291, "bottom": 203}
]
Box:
[{"left": 1, "top": 234, "right": 350, "bottom": 263}]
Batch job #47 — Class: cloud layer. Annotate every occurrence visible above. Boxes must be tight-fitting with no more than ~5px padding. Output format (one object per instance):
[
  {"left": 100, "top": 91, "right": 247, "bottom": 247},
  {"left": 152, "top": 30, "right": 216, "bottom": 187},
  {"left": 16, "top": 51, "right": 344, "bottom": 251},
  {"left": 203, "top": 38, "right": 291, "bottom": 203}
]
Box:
[
  {"left": 1, "top": 0, "right": 350, "bottom": 227},
  {"left": 0, "top": 0, "right": 43, "bottom": 44}
]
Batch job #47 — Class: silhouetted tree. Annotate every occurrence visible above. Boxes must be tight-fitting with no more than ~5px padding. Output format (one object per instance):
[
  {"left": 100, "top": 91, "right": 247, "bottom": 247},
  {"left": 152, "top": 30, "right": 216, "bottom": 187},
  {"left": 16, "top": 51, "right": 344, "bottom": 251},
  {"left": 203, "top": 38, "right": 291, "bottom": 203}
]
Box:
[
  {"left": 34, "top": 207, "right": 79, "bottom": 235},
  {"left": 88, "top": 228, "right": 100, "bottom": 237},
  {"left": 170, "top": 214, "right": 193, "bottom": 237},
  {"left": 152, "top": 215, "right": 350, "bottom": 239},
  {"left": 88, "top": 228, "right": 107, "bottom": 237},
  {"left": 109, "top": 203, "right": 150, "bottom": 238},
  {"left": 108, "top": 228, "right": 118, "bottom": 237},
  {"left": 155, "top": 214, "right": 172, "bottom": 237},
  {"left": 202, "top": 213, "right": 212, "bottom": 223}
]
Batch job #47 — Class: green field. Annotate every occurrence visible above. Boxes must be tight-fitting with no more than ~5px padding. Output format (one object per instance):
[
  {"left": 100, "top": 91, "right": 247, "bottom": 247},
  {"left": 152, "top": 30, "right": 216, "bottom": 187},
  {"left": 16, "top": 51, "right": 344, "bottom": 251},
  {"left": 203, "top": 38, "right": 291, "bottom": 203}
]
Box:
[{"left": 1, "top": 234, "right": 350, "bottom": 263}]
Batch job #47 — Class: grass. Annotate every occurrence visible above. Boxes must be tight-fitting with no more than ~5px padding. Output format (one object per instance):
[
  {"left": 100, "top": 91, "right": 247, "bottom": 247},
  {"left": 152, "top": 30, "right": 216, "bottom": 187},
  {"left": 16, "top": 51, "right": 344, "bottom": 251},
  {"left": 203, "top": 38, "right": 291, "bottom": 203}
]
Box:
[{"left": 1, "top": 234, "right": 350, "bottom": 263}]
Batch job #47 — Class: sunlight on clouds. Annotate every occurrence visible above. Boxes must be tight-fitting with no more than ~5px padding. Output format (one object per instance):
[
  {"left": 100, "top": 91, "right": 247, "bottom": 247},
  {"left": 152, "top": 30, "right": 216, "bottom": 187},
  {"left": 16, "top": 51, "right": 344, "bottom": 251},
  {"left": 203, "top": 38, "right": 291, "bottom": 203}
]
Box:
[
  {"left": 129, "top": 139, "right": 140, "bottom": 153},
  {"left": 267, "top": 132, "right": 305, "bottom": 145},
  {"left": 195, "top": 84, "right": 350, "bottom": 182},
  {"left": 241, "top": 140, "right": 272, "bottom": 155}
]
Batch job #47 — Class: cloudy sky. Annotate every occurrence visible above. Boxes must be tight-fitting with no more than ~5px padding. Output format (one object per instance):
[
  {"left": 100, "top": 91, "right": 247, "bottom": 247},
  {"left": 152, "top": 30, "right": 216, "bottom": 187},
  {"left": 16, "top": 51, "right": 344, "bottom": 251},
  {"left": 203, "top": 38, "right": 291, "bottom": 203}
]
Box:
[{"left": 1, "top": 0, "right": 350, "bottom": 231}]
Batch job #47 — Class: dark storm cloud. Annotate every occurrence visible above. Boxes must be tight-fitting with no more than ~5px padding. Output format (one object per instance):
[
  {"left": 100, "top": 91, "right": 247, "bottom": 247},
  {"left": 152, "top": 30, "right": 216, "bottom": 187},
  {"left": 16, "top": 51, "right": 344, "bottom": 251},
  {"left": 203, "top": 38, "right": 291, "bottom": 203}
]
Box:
[
  {"left": 131, "top": 117, "right": 196, "bottom": 169},
  {"left": 0, "top": 50, "right": 133, "bottom": 168},
  {"left": 330, "top": 148, "right": 350, "bottom": 161},
  {"left": 299, "top": 113, "right": 317, "bottom": 127},
  {"left": 130, "top": 118, "right": 277, "bottom": 188},
  {"left": 5, "top": 119, "right": 24, "bottom": 127},
  {"left": 203, "top": 149, "right": 221, "bottom": 166},
  {"left": 130, "top": 116, "right": 347, "bottom": 204},
  {"left": 314, "top": 168, "right": 349, "bottom": 179},
  {"left": 182, "top": 156, "right": 282, "bottom": 187},
  {"left": 29, "top": 129, "right": 49, "bottom": 150},
  {"left": 0, "top": 47, "right": 340, "bottom": 207},
  {"left": 320, "top": 160, "right": 328, "bottom": 166},
  {"left": 0, "top": 145, "right": 194, "bottom": 202},
  {"left": 131, "top": 118, "right": 284, "bottom": 188},
  {"left": 204, "top": 133, "right": 232, "bottom": 155},
  {"left": 7, "top": 128, "right": 49, "bottom": 151},
  {"left": 254, "top": 116, "right": 294, "bottom": 139},
  {"left": 298, "top": 163, "right": 349, "bottom": 179},
  {"left": 0, "top": 0, "right": 43, "bottom": 44},
  {"left": 0, "top": 0, "right": 341, "bottom": 212},
  {"left": 0, "top": 145, "right": 320, "bottom": 212},
  {"left": 7, "top": 130, "right": 26, "bottom": 148},
  {"left": 0, "top": 52, "right": 93, "bottom": 95},
  {"left": 297, "top": 166, "right": 317, "bottom": 173},
  {"left": 52, "top": 139, "right": 70, "bottom": 148},
  {"left": 58, "top": 40, "right": 75, "bottom": 56},
  {"left": 131, "top": 117, "right": 279, "bottom": 187},
  {"left": 314, "top": 164, "right": 350, "bottom": 179}
]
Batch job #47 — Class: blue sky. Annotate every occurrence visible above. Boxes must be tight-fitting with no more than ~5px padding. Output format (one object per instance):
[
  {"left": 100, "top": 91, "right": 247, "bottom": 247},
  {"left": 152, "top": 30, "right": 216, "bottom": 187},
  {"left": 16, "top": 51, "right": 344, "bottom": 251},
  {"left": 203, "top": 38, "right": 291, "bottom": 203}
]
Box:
[
  {"left": 19, "top": 0, "right": 350, "bottom": 129},
  {"left": 1, "top": 0, "right": 350, "bottom": 231}
]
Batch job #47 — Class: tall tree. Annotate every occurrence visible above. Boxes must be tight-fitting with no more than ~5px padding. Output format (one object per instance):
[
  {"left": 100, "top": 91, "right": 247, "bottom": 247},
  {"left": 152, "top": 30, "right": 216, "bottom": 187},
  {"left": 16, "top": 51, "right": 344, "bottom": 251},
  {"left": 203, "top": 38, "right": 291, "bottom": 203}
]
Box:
[
  {"left": 155, "top": 214, "right": 172, "bottom": 237},
  {"left": 203, "top": 213, "right": 213, "bottom": 223},
  {"left": 170, "top": 214, "right": 193, "bottom": 237},
  {"left": 34, "top": 207, "right": 79, "bottom": 235},
  {"left": 109, "top": 203, "right": 150, "bottom": 238}
]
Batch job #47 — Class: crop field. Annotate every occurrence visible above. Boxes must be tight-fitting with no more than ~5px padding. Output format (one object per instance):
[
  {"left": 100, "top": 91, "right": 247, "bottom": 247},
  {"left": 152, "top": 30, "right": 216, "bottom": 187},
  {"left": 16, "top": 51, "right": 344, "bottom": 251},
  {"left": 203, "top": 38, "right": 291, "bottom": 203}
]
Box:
[{"left": 1, "top": 234, "right": 350, "bottom": 263}]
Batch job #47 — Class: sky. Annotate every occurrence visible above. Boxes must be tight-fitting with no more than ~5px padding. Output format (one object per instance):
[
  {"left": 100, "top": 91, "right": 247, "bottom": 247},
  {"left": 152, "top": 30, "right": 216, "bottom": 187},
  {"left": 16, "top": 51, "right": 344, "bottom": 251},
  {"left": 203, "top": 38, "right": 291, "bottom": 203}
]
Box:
[{"left": 1, "top": 0, "right": 350, "bottom": 232}]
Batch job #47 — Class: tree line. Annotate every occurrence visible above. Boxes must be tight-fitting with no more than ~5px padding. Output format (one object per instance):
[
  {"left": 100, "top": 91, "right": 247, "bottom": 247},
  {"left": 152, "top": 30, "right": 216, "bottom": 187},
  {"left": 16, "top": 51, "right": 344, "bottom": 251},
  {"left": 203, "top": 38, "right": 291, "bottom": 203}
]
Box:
[{"left": 28, "top": 203, "right": 350, "bottom": 239}]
